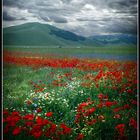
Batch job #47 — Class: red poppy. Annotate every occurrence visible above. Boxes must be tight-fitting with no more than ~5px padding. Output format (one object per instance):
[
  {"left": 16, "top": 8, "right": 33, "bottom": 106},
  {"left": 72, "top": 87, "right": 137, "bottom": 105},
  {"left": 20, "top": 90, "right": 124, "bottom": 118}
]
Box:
[
  {"left": 76, "top": 133, "right": 84, "bottom": 140},
  {"left": 12, "top": 111, "right": 20, "bottom": 116},
  {"left": 97, "top": 103, "right": 103, "bottom": 108},
  {"left": 114, "top": 107, "right": 123, "bottom": 113},
  {"left": 37, "top": 108, "right": 42, "bottom": 113},
  {"left": 3, "top": 110, "right": 9, "bottom": 116},
  {"left": 60, "top": 123, "right": 72, "bottom": 134},
  {"left": 105, "top": 101, "right": 113, "bottom": 107},
  {"left": 85, "top": 107, "right": 96, "bottom": 116},
  {"left": 113, "top": 114, "right": 121, "bottom": 119},
  {"left": 39, "top": 88, "right": 43, "bottom": 92},
  {"left": 115, "top": 124, "right": 125, "bottom": 135},
  {"left": 23, "top": 114, "right": 34, "bottom": 120},
  {"left": 25, "top": 121, "right": 33, "bottom": 127},
  {"left": 46, "top": 112, "right": 53, "bottom": 117},
  {"left": 129, "top": 118, "right": 137, "bottom": 129},
  {"left": 87, "top": 119, "right": 97, "bottom": 125},
  {"left": 43, "top": 119, "right": 50, "bottom": 125},
  {"left": 98, "top": 93, "right": 104, "bottom": 99},
  {"left": 77, "top": 102, "right": 88, "bottom": 111},
  {"left": 123, "top": 104, "right": 131, "bottom": 110},
  {"left": 50, "top": 124, "right": 57, "bottom": 133},
  {"left": 32, "top": 131, "right": 42, "bottom": 139},
  {"left": 127, "top": 89, "right": 133, "bottom": 95},
  {"left": 130, "top": 99, "right": 137, "bottom": 105},
  {"left": 12, "top": 127, "right": 21, "bottom": 135},
  {"left": 36, "top": 116, "right": 43, "bottom": 125},
  {"left": 98, "top": 115, "right": 104, "bottom": 120}
]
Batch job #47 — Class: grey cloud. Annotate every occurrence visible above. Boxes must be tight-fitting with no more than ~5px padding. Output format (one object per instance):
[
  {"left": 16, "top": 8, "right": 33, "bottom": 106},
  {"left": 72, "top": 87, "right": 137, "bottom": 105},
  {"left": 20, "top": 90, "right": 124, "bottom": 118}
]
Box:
[
  {"left": 109, "top": 1, "right": 130, "bottom": 9},
  {"left": 106, "top": 24, "right": 137, "bottom": 35},
  {"left": 3, "top": 10, "right": 26, "bottom": 21},
  {"left": 76, "top": 18, "right": 112, "bottom": 22},
  {"left": 3, "top": 11, "right": 17, "bottom": 21},
  {"left": 76, "top": 14, "right": 137, "bottom": 36},
  {"left": 39, "top": 15, "right": 68, "bottom": 23},
  {"left": 39, "top": 16, "right": 52, "bottom": 22},
  {"left": 3, "top": 0, "right": 25, "bottom": 9},
  {"left": 53, "top": 18, "right": 67, "bottom": 23},
  {"left": 3, "top": 0, "right": 17, "bottom": 6},
  {"left": 60, "top": 0, "right": 71, "bottom": 4},
  {"left": 103, "top": 18, "right": 137, "bottom": 35},
  {"left": 108, "top": 0, "right": 137, "bottom": 11},
  {"left": 3, "top": 0, "right": 138, "bottom": 36}
]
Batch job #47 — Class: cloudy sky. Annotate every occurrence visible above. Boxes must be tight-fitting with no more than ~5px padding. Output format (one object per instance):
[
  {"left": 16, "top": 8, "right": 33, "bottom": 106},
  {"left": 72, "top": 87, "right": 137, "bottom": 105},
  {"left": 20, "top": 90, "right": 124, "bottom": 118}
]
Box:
[{"left": 3, "top": 0, "right": 138, "bottom": 36}]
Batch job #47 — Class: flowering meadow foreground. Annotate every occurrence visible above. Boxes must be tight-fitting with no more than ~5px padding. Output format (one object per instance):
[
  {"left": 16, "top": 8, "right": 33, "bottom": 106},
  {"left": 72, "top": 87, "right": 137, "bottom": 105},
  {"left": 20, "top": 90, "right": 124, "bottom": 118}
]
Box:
[{"left": 3, "top": 50, "right": 138, "bottom": 140}]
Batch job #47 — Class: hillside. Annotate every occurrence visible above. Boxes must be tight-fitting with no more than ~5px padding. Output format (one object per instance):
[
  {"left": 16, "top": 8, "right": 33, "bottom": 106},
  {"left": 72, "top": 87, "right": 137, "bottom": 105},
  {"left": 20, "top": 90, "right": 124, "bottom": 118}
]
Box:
[
  {"left": 89, "top": 34, "right": 137, "bottom": 46},
  {"left": 3, "top": 22, "right": 137, "bottom": 47},
  {"left": 3, "top": 22, "right": 94, "bottom": 47}
]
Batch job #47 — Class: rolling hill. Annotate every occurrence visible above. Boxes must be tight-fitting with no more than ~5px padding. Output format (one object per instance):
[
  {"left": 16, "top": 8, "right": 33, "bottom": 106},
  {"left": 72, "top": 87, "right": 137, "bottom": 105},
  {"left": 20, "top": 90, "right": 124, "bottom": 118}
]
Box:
[
  {"left": 3, "top": 22, "right": 94, "bottom": 47},
  {"left": 3, "top": 22, "right": 137, "bottom": 47},
  {"left": 89, "top": 34, "right": 137, "bottom": 46}
]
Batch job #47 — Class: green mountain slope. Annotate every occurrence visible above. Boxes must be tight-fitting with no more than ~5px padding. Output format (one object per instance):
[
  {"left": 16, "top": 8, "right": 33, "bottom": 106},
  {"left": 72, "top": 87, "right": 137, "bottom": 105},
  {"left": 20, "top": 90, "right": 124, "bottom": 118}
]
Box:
[
  {"left": 3, "top": 22, "right": 137, "bottom": 47},
  {"left": 3, "top": 22, "right": 96, "bottom": 47}
]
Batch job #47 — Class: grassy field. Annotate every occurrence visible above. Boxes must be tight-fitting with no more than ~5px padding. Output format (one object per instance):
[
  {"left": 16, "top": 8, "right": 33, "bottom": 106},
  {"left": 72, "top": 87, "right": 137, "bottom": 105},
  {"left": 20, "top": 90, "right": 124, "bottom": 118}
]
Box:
[
  {"left": 3, "top": 47, "right": 137, "bottom": 140},
  {"left": 4, "top": 45, "right": 137, "bottom": 55}
]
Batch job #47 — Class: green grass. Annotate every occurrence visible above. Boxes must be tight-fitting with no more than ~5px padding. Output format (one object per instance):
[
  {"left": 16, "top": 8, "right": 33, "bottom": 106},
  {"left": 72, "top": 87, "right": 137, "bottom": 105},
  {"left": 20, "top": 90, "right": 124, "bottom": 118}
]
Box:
[
  {"left": 3, "top": 64, "right": 31, "bottom": 108},
  {"left": 3, "top": 64, "right": 81, "bottom": 109},
  {"left": 3, "top": 64, "right": 51, "bottom": 108},
  {"left": 3, "top": 46, "right": 137, "bottom": 109},
  {"left": 3, "top": 58, "right": 137, "bottom": 140},
  {"left": 4, "top": 45, "right": 137, "bottom": 55}
]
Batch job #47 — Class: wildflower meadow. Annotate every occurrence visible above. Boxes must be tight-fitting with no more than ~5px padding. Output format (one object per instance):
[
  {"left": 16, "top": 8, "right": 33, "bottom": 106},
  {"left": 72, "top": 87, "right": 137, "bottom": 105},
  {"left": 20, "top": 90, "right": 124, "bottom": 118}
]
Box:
[{"left": 3, "top": 49, "right": 138, "bottom": 140}]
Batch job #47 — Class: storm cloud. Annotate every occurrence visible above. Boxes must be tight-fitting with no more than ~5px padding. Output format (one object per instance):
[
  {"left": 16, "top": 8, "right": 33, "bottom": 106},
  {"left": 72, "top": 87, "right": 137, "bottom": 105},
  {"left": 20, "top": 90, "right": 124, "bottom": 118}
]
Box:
[{"left": 3, "top": 0, "right": 138, "bottom": 36}]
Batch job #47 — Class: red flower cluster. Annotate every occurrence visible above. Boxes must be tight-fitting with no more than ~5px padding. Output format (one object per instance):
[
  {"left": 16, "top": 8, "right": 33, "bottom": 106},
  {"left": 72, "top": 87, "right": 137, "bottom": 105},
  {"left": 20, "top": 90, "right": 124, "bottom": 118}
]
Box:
[
  {"left": 29, "top": 124, "right": 42, "bottom": 138},
  {"left": 23, "top": 114, "right": 34, "bottom": 120},
  {"left": 3, "top": 110, "right": 73, "bottom": 139},
  {"left": 98, "top": 93, "right": 108, "bottom": 103},
  {"left": 105, "top": 101, "right": 113, "bottom": 107},
  {"left": 12, "top": 127, "right": 21, "bottom": 135},
  {"left": 3, "top": 51, "right": 137, "bottom": 74},
  {"left": 77, "top": 102, "right": 88, "bottom": 111},
  {"left": 113, "top": 114, "right": 121, "bottom": 119},
  {"left": 129, "top": 118, "right": 137, "bottom": 129},
  {"left": 76, "top": 133, "right": 84, "bottom": 140},
  {"left": 3, "top": 111, "right": 21, "bottom": 128},
  {"left": 84, "top": 107, "right": 96, "bottom": 116},
  {"left": 46, "top": 112, "right": 53, "bottom": 117},
  {"left": 113, "top": 104, "right": 131, "bottom": 113},
  {"left": 60, "top": 123, "right": 72, "bottom": 134},
  {"left": 115, "top": 124, "right": 125, "bottom": 135},
  {"left": 87, "top": 119, "right": 97, "bottom": 125}
]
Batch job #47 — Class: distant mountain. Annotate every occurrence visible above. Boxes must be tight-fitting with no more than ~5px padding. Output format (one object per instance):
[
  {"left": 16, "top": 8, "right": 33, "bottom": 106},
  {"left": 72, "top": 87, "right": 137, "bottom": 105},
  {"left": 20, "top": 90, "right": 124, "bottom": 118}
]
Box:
[
  {"left": 3, "top": 22, "right": 137, "bottom": 47},
  {"left": 89, "top": 34, "right": 137, "bottom": 46},
  {"left": 3, "top": 22, "right": 95, "bottom": 47}
]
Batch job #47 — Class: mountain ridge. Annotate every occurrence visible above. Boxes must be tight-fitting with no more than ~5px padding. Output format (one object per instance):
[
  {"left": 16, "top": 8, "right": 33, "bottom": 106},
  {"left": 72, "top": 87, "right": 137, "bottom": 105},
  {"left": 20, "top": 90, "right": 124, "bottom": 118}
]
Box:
[
  {"left": 3, "top": 22, "right": 137, "bottom": 47},
  {"left": 3, "top": 22, "right": 90, "bottom": 46}
]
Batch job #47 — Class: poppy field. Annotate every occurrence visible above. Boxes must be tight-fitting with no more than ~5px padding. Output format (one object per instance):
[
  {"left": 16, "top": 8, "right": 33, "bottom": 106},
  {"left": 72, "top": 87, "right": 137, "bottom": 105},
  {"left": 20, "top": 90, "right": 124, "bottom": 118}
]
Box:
[{"left": 3, "top": 48, "right": 138, "bottom": 140}]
